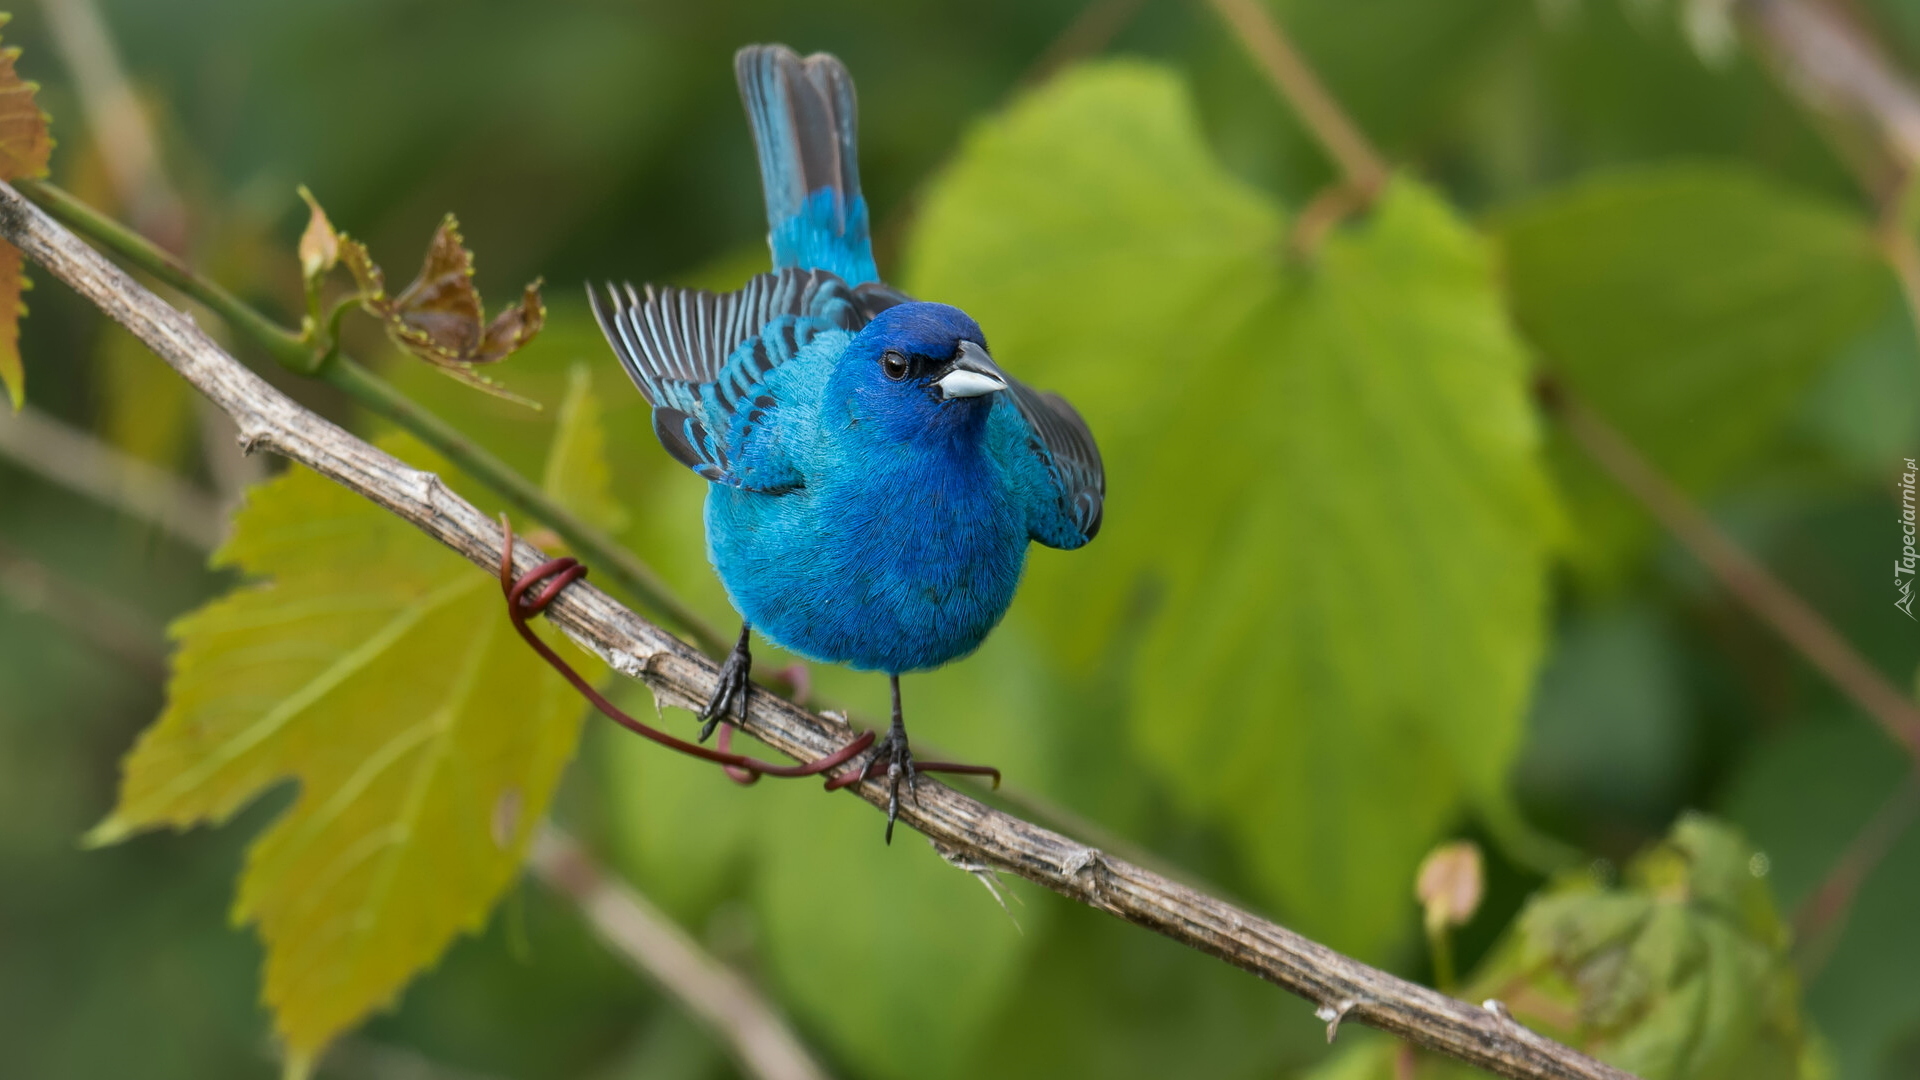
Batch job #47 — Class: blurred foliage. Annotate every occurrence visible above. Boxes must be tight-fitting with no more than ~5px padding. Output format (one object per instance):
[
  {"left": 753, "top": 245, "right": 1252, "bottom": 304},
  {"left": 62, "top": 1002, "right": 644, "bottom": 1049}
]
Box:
[
  {"left": 1315, "top": 815, "right": 1824, "bottom": 1080},
  {"left": 908, "top": 65, "right": 1556, "bottom": 962},
  {"left": 1498, "top": 164, "right": 1893, "bottom": 583},
  {"left": 3, "top": 1, "right": 1920, "bottom": 1080}
]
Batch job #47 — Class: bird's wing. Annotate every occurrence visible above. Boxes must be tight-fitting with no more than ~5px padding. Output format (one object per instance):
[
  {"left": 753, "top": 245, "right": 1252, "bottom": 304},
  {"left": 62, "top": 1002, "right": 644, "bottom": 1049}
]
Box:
[
  {"left": 993, "top": 380, "right": 1105, "bottom": 549},
  {"left": 590, "top": 267, "right": 904, "bottom": 490}
]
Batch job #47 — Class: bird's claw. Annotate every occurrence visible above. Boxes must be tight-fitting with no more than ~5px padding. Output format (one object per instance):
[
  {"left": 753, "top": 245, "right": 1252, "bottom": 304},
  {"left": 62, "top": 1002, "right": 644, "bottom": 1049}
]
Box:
[
  {"left": 872, "top": 730, "right": 916, "bottom": 845},
  {"left": 698, "top": 630, "right": 753, "bottom": 742}
]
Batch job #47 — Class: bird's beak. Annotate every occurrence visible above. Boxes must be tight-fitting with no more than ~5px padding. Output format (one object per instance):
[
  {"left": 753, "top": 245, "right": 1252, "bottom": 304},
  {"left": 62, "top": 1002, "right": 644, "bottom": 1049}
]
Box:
[{"left": 936, "top": 340, "right": 1007, "bottom": 399}]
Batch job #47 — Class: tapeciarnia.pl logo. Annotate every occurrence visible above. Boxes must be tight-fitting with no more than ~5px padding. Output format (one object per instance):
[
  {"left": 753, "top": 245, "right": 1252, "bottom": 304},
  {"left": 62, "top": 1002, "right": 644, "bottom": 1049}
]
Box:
[{"left": 1899, "top": 457, "right": 1918, "bottom": 620}]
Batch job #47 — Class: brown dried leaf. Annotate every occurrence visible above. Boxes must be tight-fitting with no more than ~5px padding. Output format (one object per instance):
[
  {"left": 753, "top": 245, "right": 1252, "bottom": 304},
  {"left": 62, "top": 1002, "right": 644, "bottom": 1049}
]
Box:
[
  {"left": 1416, "top": 840, "right": 1484, "bottom": 934},
  {"left": 0, "top": 16, "right": 50, "bottom": 409},
  {"left": 0, "top": 35, "right": 51, "bottom": 181},
  {"left": 340, "top": 215, "right": 545, "bottom": 406},
  {"left": 296, "top": 185, "right": 338, "bottom": 282}
]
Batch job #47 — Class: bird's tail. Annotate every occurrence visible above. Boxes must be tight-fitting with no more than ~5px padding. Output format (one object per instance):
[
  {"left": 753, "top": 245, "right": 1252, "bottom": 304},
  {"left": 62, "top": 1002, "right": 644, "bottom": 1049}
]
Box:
[{"left": 735, "top": 44, "right": 878, "bottom": 285}]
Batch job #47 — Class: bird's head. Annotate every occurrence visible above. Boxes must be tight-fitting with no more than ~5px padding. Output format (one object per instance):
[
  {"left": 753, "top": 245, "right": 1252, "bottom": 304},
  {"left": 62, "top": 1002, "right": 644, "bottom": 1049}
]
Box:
[{"left": 833, "top": 301, "right": 1006, "bottom": 441}]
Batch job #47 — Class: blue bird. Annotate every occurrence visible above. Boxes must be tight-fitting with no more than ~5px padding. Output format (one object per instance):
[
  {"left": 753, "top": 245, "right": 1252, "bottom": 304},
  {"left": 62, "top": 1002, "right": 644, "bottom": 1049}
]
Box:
[{"left": 590, "top": 44, "right": 1104, "bottom": 839}]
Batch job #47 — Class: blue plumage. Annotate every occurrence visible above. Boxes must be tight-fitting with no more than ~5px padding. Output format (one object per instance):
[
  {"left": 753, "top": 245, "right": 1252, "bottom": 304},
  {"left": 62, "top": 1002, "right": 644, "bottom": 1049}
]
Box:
[{"left": 591, "top": 44, "right": 1104, "bottom": 837}]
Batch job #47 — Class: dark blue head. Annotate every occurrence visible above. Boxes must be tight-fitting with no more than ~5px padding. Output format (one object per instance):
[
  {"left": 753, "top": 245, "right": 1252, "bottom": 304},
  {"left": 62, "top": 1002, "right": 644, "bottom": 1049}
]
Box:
[{"left": 831, "top": 302, "right": 1008, "bottom": 443}]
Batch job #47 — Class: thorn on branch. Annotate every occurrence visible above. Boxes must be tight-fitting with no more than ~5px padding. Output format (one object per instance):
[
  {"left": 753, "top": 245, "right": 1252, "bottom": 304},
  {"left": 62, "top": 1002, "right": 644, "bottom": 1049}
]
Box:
[{"left": 1315, "top": 998, "right": 1359, "bottom": 1042}]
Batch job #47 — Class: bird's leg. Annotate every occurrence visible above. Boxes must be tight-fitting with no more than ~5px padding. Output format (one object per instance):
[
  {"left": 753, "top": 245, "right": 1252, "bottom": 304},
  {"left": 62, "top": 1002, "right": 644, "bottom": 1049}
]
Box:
[
  {"left": 698, "top": 623, "right": 753, "bottom": 742},
  {"left": 821, "top": 673, "right": 1005, "bottom": 842},
  {"left": 873, "top": 674, "right": 915, "bottom": 845}
]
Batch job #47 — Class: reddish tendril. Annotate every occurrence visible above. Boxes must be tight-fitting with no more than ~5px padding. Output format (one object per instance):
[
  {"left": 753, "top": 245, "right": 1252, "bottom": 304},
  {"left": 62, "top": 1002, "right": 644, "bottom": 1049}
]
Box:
[{"left": 497, "top": 516, "right": 874, "bottom": 786}]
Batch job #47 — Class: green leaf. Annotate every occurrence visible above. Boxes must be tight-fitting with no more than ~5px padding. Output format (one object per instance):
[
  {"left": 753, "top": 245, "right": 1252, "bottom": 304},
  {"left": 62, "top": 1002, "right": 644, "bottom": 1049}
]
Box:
[
  {"left": 1497, "top": 164, "right": 1893, "bottom": 579},
  {"left": 90, "top": 398, "right": 613, "bottom": 1068},
  {"left": 908, "top": 63, "right": 1556, "bottom": 960},
  {"left": 1462, "top": 814, "right": 1819, "bottom": 1080}
]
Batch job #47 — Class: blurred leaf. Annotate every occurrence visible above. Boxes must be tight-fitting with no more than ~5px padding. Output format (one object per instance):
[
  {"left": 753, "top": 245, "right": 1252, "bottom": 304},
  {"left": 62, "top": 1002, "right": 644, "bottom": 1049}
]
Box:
[
  {"left": 0, "top": 12, "right": 51, "bottom": 411},
  {"left": 958, "top": 892, "right": 1323, "bottom": 1080},
  {"left": 1515, "top": 604, "right": 1691, "bottom": 840},
  {"left": 541, "top": 364, "right": 628, "bottom": 535},
  {"left": 1313, "top": 815, "right": 1825, "bottom": 1080},
  {"left": 752, "top": 779, "right": 1038, "bottom": 1080},
  {"left": 96, "top": 321, "right": 197, "bottom": 470},
  {"left": 1498, "top": 164, "right": 1892, "bottom": 579},
  {"left": 1472, "top": 814, "right": 1813, "bottom": 1079},
  {"left": 342, "top": 212, "right": 545, "bottom": 404},
  {"left": 910, "top": 63, "right": 1556, "bottom": 960},
  {"left": 89, "top": 392, "right": 615, "bottom": 1068}
]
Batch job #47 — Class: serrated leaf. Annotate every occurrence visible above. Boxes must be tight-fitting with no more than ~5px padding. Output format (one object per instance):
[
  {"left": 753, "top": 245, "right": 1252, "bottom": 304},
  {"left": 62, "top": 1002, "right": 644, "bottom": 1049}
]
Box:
[
  {"left": 91, "top": 405, "right": 611, "bottom": 1068},
  {"left": 1465, "top": 814, "right": 1814, "bottom": 1080},
  {"left": 341, "top": 213, "right": 545, "bottom": 405},
  {"left": 908, "top": 64, "right": 1555, "bottom": 960},
  {"left": 1497, "top": 164, "right": 1892, "bottom": 579},
  {"left": 0, "top": 15, "right": 51, "bottom": 411}
]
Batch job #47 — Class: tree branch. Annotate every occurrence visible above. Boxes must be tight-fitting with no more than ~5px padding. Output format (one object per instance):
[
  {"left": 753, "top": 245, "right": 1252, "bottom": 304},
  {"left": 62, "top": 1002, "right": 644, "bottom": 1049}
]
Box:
[
  {"left": 1207, "top": 0, "right": 1389, "bottom": 200},
  {"left": 0, "top": 181, "right": 1635, "bottom": 1080}
]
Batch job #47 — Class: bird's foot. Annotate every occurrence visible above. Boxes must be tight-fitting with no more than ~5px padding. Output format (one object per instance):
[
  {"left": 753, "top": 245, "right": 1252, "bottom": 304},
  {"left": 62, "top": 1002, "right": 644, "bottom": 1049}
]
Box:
[
  {"left": 824, "top": 734, "right": 1003, "bottom": 844},
  {"left": 698, "top": 626, "right": 753, "bottom": 742}
]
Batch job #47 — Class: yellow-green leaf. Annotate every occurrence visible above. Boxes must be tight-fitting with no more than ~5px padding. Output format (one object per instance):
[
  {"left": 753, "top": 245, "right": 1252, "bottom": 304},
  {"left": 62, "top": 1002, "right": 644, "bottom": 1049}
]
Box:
[
  {"left": 91, "top": 414, "right": 609, "bottom": 1069},
  {"left": 541, "top": 364, "right": 628, "bottom": 535}
]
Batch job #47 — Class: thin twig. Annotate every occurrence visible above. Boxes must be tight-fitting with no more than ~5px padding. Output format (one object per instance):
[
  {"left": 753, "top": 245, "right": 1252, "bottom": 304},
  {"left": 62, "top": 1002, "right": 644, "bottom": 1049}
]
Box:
[
  {"left": 528, "top": 827, "right": 831, "bottom": 1080},
  {"left": 1017, "top": 0, "right": 1151, "bottom": 89},
  {"left": 1536, "top": 376, "right": 1920, "bottom": 760},
  {"left": 0, "top": 537, "right": 168, "bottom": 679},
  {"left": 1793, "top": 771, "right": 1920, "bottom": 976},
  {"left": 0, "top": 400, "right": 223, "bottom": 549},
  {"left": 39, "top": 0, "right": 189, "bottom": 252},
  {"left": 1738, "top": 0, "right": 1920, "bottom": 174},
  {"left": 1207, "top": 0, "right": 1389, "bottom": 199},
  {"left": 0, "top": 181, "right": 1635, "bottom": 1080}
]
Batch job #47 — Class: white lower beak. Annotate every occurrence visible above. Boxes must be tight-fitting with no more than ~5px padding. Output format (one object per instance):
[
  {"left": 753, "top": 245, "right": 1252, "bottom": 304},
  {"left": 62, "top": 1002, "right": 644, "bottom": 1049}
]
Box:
[{"left": 936, "top": 369, "right": 1007, "bottom": 399}]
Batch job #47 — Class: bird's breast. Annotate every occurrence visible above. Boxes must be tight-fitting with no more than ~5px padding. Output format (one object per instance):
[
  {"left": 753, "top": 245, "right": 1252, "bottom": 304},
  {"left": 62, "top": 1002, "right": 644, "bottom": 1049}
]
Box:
[{"left": 704, "top": 443, "right": 1027, "bottom": 673}]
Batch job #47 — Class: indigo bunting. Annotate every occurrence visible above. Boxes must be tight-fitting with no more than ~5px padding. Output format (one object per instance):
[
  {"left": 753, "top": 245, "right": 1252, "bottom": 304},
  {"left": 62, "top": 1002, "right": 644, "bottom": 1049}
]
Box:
[{"left": 591, "top": 44, "right": 1104, "bottom": 839}]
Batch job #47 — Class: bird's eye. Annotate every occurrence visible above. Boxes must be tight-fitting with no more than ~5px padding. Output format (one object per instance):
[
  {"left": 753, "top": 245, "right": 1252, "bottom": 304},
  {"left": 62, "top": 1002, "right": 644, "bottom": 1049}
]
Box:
[{"left": 881, "top": 350, "right": 910, "bottom": 381}]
